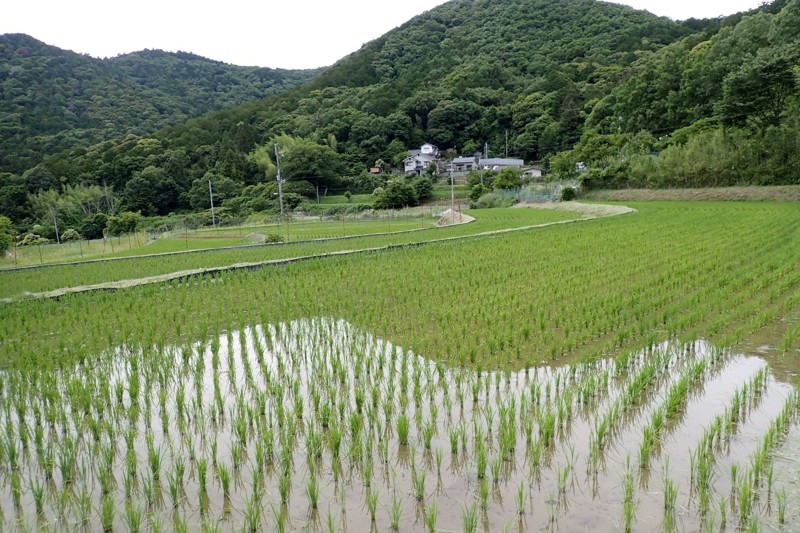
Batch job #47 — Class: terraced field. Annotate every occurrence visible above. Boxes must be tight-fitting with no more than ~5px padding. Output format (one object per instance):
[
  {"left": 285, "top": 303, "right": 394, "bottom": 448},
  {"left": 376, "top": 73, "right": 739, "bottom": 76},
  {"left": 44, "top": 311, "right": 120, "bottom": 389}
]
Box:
[{"left": 0, "top": 201, "right": 798, "bottom": 532}]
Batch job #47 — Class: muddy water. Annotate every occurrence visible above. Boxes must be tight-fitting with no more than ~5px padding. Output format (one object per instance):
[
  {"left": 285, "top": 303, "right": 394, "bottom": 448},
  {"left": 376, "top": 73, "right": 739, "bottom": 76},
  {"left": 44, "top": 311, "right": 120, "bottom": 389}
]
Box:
[{"left": 0, "top": 318, "right": 798, "bottom": 532}]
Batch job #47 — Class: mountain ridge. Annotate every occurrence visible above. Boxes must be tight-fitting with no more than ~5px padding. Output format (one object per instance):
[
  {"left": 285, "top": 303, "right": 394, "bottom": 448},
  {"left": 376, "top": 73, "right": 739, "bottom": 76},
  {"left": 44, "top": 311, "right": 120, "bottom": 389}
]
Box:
[{"left": 0, "top": 33, "right": 322, "bottom": 174}]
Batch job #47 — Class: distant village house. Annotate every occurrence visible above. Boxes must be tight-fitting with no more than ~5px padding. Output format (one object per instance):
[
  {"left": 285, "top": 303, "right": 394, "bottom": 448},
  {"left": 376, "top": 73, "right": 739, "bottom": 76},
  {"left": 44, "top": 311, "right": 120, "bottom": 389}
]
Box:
[{"left": 404, "top": 143, "right": 440, "bottom": 176}]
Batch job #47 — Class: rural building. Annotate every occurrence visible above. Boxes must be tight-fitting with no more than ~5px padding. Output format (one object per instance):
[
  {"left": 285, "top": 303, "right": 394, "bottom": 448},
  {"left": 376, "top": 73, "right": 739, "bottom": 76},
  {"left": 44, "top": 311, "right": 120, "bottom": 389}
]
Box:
[
  {"left": 480, "top": 157, "right": 524, "bottom": 170},
  {"left": 523, "top": 166, "right": 544, "bottom": 179},
  {"left": 404, "top": 143, "right": 440, "bottom": 175},
  {"left": 450, "top": 155, "right": 481, "bottom": 173}
]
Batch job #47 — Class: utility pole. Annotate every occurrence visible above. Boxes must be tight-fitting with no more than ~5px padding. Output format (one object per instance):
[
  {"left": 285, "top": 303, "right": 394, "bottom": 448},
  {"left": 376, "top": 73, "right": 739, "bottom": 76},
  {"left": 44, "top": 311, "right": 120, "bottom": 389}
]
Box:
[
  {"left": 208, "top": 179, "right": 216, "bottom": 228},
  {"left": 450, "top": 169, "right": 455, "bottom": 215},
  {"left": 275, "top": 144, "right": 284, "bottom": 219},
  {"left": 505, "top": 129, "right": 508, "bottom": 158},
  {"left": 53, "top": 210, "right": 61, "bottom": 244}
]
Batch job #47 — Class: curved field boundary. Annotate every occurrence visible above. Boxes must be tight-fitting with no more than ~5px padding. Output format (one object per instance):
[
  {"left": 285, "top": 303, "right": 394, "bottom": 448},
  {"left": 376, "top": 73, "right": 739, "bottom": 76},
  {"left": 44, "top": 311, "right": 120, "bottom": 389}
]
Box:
[
  {"left": 0, "top": 224, "right": 445, "bottom": 274},
  {"left": 3, "top": 203, "right": 633, "bottom": 303}
]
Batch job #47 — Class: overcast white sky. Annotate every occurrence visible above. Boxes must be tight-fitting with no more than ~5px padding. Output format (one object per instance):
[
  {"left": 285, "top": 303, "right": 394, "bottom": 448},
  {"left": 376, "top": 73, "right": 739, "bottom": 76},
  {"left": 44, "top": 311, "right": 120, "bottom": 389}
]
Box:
[{"left": 1, "top": 0, "right": 767, "bottom": 69}]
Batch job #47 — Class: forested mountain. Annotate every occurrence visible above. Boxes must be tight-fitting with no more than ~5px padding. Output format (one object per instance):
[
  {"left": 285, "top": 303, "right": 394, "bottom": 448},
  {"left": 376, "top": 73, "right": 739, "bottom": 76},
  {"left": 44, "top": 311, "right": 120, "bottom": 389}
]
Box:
[
  {"left": 551, "top": 0, "right": 800, "bottom": 187},
  {"left": 2, "top": 0, "right": 798, "bottom": 238},
  {"left": 0, "top": 34, "right": 321, "bottom": 174}
]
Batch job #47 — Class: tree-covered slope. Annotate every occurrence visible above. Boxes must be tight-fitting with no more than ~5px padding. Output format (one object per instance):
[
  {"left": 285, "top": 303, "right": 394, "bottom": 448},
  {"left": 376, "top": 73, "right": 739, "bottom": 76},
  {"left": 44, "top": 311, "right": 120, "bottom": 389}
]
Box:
[
  {"left": 32, "top": 0, "right": 694, "bottom": 191},
  {"left": 550, "top": 0, "right": 800, "bottom": 187},
  {"left": 0, "top": 34, "right": 321, "bottom": 174},
  {"left": 3, "top": 0, "right": 797, "bottom": 236}
]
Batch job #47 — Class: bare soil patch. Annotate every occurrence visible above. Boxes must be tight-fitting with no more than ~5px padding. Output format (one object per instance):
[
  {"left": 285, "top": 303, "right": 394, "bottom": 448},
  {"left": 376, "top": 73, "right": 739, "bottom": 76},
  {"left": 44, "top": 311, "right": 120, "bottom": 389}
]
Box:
[{"left": 515, "top": 201, "right": 636, "bottom": 218}]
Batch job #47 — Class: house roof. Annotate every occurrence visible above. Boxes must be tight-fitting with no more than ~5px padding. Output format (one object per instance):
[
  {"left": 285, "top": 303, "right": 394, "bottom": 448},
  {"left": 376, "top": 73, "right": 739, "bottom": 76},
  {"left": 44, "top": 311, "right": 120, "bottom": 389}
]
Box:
[
  {"left": 404, "top": 153, "right": 437, "bottom": 164},
  {"left": 480, "top": 158, "right": 524, "bottom": 167},
  {"left": 452, "top": 157, "right": 478, "bottom": 164}
]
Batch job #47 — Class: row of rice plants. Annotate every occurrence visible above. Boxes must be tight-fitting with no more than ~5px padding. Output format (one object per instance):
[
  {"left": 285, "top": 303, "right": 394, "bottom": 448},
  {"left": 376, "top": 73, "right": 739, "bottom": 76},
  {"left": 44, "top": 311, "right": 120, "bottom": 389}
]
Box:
[
  {"left": 1, "top": 318, "right": 797, "bottom": 531},
  {"left": 0, "top": 207, "right": 579, "bottom": 299}
]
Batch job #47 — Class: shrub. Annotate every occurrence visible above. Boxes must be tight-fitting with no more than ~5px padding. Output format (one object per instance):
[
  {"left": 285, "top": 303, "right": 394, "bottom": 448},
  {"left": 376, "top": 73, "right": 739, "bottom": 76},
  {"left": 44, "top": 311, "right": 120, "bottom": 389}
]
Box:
[
  {"left": 61, "top": 228, "right": 81, "bottom": 242},
  {"left": 107, "top": 211, "right": 143, "bottom": 236},
  {"left": 471, "top": 192, "right": 518, "bottom": 209},
  {"left": 374, "top": 179, "right": 418, "bottom": 209},
  {"left": 561, "top": 186, "right": 576, "bottom": 201},
  {"left": 469, "top": 183, "right": 490, "bottom": 203},
  {"left": 0, "top": 215, "right": 12, "bottom": 255},
  {"left": 18, "top": 233, "right": 49, "bottom": 246},
  {"left": 412, "top": 177, "right": 433, "bottom": 202},
  {"left": 79, "top": 213, "right": 109, "bottom": 240},
  {"left": 264, "top": 234, "right": 284, "bottom": 243}
]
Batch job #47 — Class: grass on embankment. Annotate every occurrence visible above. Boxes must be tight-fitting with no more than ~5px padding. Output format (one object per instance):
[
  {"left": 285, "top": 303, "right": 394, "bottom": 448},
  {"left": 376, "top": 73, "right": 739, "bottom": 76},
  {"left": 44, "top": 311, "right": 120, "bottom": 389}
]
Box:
[{"left": 583, "top": 185, "right": 800, "bottom": 202}]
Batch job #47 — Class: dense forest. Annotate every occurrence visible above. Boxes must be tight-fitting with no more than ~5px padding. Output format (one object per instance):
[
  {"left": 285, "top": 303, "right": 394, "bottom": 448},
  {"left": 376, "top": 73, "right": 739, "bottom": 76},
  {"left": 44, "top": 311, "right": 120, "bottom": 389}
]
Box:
[
  {"left": 0, "top": 34, "right": 321, "bottom": 174},
  {"left": 1, "top": 0, "right": 798, "bottom": 239}
]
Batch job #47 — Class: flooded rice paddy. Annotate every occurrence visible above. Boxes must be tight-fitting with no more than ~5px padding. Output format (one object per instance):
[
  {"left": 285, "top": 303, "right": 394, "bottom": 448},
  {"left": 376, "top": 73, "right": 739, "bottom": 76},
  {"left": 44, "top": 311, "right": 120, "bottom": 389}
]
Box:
[{"left": 0, "top": 318, "right": 798, "bottom": 532}]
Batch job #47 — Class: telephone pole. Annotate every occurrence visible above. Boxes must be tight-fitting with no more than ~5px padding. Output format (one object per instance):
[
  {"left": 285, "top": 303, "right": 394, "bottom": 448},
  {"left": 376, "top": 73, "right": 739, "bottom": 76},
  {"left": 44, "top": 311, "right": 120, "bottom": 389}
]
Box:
[
  {"left": 275, "top": 144, "right": 284, "bottom": 219},
  {"left": 208, "top": 179, "right": 216, "bottom": 227}
]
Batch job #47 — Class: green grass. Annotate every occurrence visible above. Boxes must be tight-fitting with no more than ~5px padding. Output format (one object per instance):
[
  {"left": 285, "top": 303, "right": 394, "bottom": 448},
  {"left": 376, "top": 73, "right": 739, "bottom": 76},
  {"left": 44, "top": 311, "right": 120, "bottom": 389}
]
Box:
[
  {"left": 0, "top": 201, "right": 799, "bottom": 532},
  {"left": 431, "top": 184, "right": 470, "bottom": 201},
  {"left": 0, "top": 207, "right": 578, "bottom": 299},
  {"left": 317, "top": 193, "right": 374, "bottom": 204},
  {"left": 2, "top": 202, "right": 798, "bottom": 374}
]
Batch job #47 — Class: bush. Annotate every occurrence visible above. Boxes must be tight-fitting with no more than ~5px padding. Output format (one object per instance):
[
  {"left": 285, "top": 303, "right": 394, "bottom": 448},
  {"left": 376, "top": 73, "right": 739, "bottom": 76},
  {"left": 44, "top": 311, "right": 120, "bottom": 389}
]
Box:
[
  {"left": 561, "top": 186, "right": 576, "bottom": 201},
  {"left": 297, "top": 203, "right": 374, "bottom": 217},
  {"left": 374, "top": 179, "right": 419, "bottom": 209},
  {"left": 412, "top": 177, "right": 433, "bottom": 202},
  {"left": 471, "top": 192, "right": 518, "bottom": 209},
  {"left": 492, "top": 167, "right": 523, "bottom": 190},
  {"left": 18, "top": 233, "right": 49, "bottom": 246},
  {"left": 0, "top": 215, "right": 12, "bottom": 255},
  {"left": 469, "top": 183, "right": 491, "bottom": 202},
  {"left": 61, "top": 228, "right": 81, "bottom": 241},
  {"left": 107, "top": 211, "right": 143, "bottom": 236},
  {"left": 79, "top": 213, "right": 109, "bottom": 240}
]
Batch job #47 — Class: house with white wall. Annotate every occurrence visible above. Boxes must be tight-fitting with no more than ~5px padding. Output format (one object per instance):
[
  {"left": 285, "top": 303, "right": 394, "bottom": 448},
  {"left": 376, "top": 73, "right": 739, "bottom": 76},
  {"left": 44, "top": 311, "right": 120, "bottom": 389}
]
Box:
[{"left": 404, "top": 143, "right": 440, "bottom": 175}]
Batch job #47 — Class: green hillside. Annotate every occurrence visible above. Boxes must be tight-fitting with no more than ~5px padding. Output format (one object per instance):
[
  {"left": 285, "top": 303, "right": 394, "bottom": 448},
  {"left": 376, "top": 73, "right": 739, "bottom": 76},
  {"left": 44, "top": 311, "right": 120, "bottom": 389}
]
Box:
[
  {"left": 0, "top": 34, "right": 321, "bottom": 174},
  {"left": 2, "top": 0, "right": 798, "bottom": 238}
]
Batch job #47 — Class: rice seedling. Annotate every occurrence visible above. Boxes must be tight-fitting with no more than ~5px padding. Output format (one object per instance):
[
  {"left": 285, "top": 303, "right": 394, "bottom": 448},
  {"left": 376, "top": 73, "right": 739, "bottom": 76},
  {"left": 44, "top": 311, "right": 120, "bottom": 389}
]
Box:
[
  {"left": 99, "top": 495, "right": 115, "bottom": 532},
  {"left": 479, "top": 477, "right": 490, "bottom": 510},
  {"left": 777, "top": 488, "right": 787, "bottom": 525},
  {"left": 462, "top": 502, "right": 478, "bottom": 533},
  {"left": 557, "top": 463, "right": 571, "bottom": 494},
  {"left": 279, "top": 471, "right": 292, "bottom": 504},
  {"left": 243, "top": 492, "right": 262, "bottom": 533},
  {"left": 77, "top": 487, "right": 92, "bottom": 525},
  {"left": 10, "top": 472, "right": 21, "bottom": 508},
  {"left": 30, "top": 478, "right": 45, "bottom": 515},
  {"left": 271, "top": 502, "right": 288, "bottom": 533},
  {"left": 414, "top": 470, "right": 426, "bottom": 502},
  {"left": 197, "top": 457, "right": 209, "bottom": 493},
  {"left": 623, "top": 456, "right": 636, "bottom": 533},
  {"left": 124, "top": 502, "right": 144, "bottom": 533},
  {"left": 425, "top": 501, "right": 438, "bottom": 532},
  {"left": 397, "top": 414, "right": 410, "bottom": 446},
  {"left": 166, "top": 470, "right": 181, "bottom": 508},
  {"left": 389, "top": 494, "right": 403, "bottom": 530},
  {"left": 491, "top": 454, "right": 502, "bottom": 483}
]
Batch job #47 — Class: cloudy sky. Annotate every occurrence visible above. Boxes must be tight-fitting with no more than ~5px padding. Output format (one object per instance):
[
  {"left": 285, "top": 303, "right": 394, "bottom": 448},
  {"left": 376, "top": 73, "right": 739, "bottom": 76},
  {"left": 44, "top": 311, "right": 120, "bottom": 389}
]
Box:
[{"left": 2, "top": 0, "right": 767, "bottom": 69}]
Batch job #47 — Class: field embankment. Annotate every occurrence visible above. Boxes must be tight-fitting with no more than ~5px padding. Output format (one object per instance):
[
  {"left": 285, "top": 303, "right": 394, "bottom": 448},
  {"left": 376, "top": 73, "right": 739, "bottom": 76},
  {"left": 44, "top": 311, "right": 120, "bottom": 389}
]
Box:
[{"left": 582, "top": 185, "right": 800, "bottom": 202}]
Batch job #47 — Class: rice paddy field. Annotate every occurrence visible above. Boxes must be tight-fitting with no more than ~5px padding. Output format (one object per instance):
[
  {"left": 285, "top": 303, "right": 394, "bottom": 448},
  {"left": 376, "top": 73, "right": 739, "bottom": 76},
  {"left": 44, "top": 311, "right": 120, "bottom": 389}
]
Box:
[
  {"left": 0, "top": 201, "right": 799, "bottom": 532},
  {"left": 0, "top": 207, "right": 580, "bottom": 300}
]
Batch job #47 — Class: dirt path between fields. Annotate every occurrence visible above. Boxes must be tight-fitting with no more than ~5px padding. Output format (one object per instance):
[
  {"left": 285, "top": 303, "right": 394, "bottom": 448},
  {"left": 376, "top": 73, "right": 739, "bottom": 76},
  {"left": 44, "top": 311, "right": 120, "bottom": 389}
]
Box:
[
  {"left": 4, "top": 203, "right": 631, "bottom": 303},
  {"left": 515, "top": 201, "right": 637, "bottom": 217}
]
